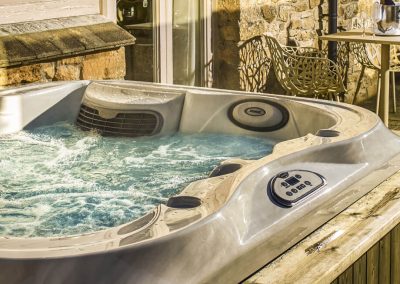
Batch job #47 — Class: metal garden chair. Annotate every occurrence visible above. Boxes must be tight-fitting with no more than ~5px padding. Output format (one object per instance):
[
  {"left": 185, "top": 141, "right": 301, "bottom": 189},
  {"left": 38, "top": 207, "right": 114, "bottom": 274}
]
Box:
[
  {"left": 237, "top": 35, "right": 271, "bottom": 93},
  {"left": 264, "top": 35, "right": 346, "bottom": 101}
]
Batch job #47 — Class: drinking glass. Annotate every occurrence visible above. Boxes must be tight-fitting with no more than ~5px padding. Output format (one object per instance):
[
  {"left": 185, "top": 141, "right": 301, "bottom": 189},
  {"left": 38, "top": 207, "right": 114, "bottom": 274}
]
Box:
[{"left": 371, "top": 1, "right": 382, "bottom": 36}]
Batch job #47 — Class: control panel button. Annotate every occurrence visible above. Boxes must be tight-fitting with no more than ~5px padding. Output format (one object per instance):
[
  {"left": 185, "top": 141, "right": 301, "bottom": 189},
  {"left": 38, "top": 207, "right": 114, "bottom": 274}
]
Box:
[
  {"left": 281, "top": 182, "right": 289, "bottom": 188},
  {"left": 279, "top": 172, "right": 289, "bottom": 179},
  {"left": 268, "top": 170, "right": 326, "bottom": 207},
  {"left": 296, "top": 184, "right": 306, "bottom": 190}
]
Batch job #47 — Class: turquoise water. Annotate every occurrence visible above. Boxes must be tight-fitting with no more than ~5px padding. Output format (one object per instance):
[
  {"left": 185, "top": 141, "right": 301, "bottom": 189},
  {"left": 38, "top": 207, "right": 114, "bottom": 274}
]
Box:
[{"left": 0, "top": 122, "right": 274, "bottom": 237}]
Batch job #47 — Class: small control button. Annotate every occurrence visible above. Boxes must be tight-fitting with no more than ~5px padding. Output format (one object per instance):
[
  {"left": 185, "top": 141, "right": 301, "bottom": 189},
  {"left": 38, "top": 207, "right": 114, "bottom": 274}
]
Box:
[
  {"left": 279, "top": 172, "right": 289, "bottom": 179},
  {"left": 297, "top": 184, "right": 305, "bottom": 190},
  {"left": 281, "top": 182, "right": 289, "bottom": 188},
  {"left": 295, "top": 174, "right": 302, "bottom": 179},
  {"left": 286, "top": 191, "right": 293, "bottom": 196},
  {"left": 291, "top": 188, "right": 298, "bottom": 193},
  {"left": 304, "top": 181, "right": 312, "bottom": 186}
]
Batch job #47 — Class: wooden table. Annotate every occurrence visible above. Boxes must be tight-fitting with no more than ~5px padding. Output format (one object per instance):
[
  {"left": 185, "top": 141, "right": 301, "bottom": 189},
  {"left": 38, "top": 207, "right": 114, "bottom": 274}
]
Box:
[{"left": 320, "top": 30, "right": 400, "bottom": 127}]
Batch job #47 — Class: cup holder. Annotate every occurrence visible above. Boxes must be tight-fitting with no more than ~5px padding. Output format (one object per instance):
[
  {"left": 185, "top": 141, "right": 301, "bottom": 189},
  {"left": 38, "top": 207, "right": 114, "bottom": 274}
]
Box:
[
  {"left": 209, "top": 163, "right": 242, "bottom": 177},
  {"left": 315, "top": 129, "right": 340, "bottom": 137},
  {"left": 166, "top": 196, "right": 201, "bottom": 209}
]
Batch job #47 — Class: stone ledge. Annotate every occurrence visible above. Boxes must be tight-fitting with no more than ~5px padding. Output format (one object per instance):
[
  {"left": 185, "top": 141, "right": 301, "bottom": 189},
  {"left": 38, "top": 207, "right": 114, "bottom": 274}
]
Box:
[{"left": 0, "top": 18, "right": 135, "bottom": 68}]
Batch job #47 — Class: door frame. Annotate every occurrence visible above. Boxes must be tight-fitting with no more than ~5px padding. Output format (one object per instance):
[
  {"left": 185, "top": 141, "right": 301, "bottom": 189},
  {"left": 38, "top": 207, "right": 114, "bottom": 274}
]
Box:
[
  {"left": 154, "top": 0, "right": 174, "bottom": 84},
  {"left": 100, "top": 0, "right": 117, "bottom": 22}
]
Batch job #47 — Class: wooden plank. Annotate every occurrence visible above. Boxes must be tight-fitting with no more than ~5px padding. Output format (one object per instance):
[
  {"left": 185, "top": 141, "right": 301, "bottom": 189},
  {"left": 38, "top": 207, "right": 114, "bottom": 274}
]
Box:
[
  {"left": 338, "top": 266, "right": 353, "bottom": 284},
  {"left": 353, "top": 254, "right": 367, "bottom": 284},
  {"left": 391, "top": 224, "right": 400, "bottom": 284},
  {"left": 0, "top": 0, "right": 100, "bottom": 25},
  {"left": 367, "top": 242, "right": 380, "bottom": 284},
  {"left": 379, "top": 233, "right": 391, "bottom": 284},
  {"left": 331, "top": 279, "right": 338, "bottom": 284}
]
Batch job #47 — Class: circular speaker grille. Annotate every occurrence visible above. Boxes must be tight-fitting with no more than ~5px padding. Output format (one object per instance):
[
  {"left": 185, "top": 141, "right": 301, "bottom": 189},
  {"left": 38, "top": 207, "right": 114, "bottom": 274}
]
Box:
[{"left": 228, "top": 99, "right": 289, "bottom": 132}]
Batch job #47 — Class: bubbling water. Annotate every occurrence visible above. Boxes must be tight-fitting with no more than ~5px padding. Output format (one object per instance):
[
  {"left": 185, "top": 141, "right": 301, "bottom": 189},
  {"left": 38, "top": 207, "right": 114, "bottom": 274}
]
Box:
[{"left": 0, "top": 122, "right": 274, "bottom": 237}]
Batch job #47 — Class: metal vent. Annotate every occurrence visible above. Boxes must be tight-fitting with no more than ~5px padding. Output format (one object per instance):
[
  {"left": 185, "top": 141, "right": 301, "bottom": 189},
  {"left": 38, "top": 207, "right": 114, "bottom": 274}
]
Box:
[{"left": 76, "top": 104, "right": 162, "bottom": 137}]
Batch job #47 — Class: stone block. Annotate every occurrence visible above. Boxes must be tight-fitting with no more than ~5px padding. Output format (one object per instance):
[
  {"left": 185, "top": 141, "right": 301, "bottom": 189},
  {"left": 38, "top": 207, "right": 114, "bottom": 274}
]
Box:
[
  {"left": 219, "top": 45, "right": 240, "bottom": 65},
  {"left": 59, "top": 56, "right": 84, "bottom": 65},
  {"left": 0, "top": 64, "right": 44, "bottom": 86},
  {"left": 278, "top": 4, "right": 295, "bottom": 21},
  {"left": 309, "top": 0, "right": 320, "bottom": 9},
  {"left": 294, "top": 0, "right": 309, "bottom": 12},
  {"left": 54, "top": 64, "right": 81, "bottom": 81},
  {"left": 42, "top": 62, "right": 55, "bottom": 79},
  {"left": 343, "top": 3, "right": 358, "bottom": 19},
  {"left": 216, "top": 0, "right": 240, "bottom": 14},
  {"left": 220, "top": 25, "right": 240, "bottom": 41},
  {"left": 260, "top": 4, "right": 277, "bottom": 23},
  {"left": 82, "top": 48, "right": 126, "bottom": 80}
]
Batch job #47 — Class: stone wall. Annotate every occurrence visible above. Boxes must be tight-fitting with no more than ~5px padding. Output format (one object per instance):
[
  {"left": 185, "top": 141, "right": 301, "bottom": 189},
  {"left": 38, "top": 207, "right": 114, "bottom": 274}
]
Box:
[
  {"left": 213, "top": 0, "right": 378, "bottom": 103},
  {"left": 0, "top": 48, "right": 126, "bottom": 88}
]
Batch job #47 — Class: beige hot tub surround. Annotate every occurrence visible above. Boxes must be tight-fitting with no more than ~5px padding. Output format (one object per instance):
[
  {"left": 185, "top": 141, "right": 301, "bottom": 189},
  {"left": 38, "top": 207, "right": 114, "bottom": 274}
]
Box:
[
  {"left": 0, "top": 80, "right": 400, "bottom": 283},
  {"left": 246, "top": 158, "right": 400, "bottom": 284}
]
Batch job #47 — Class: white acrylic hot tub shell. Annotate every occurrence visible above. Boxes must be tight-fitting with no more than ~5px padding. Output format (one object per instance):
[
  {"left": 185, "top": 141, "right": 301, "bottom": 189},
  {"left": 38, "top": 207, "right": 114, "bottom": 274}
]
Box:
[{"left": 0, "top": 80, "right": 399, "bottom": 284}]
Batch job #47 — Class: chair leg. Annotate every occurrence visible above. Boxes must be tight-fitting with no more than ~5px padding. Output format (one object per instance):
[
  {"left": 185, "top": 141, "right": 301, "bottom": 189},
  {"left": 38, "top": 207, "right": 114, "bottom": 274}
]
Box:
[
  {"left": 376, "top": 73, "right": 381, "bottom": 115},
  {"left": 392, "top": 72, "right": 397, "bottom": 113},
  {"left": 353, "top": 65, "right": 366, "bottom": 104}
]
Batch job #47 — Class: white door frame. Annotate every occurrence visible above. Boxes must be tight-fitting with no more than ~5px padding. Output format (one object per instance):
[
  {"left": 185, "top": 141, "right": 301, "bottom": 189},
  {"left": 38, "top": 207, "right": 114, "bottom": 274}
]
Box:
[
  {"left": 201, "top": 0, "right": 213, "bottom": 87},
  {"left": 100, "top": 0, "right": 117, "bottom": 22},
  {"left": 154, "top": 0, "right": 174, "bottom": 84}
]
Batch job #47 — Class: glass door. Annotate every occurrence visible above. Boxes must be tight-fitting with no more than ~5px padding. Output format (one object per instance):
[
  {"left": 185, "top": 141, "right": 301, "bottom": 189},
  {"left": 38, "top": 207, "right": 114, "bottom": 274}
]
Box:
[
  {"left": 118, "top": 0, "right": 211, "bottom": 86},
  {"left": 117, "top": 0, "right": 154, "bottom": 82},
  {"left": 172, "top": 0, "right": 200, "bottom": 86}
]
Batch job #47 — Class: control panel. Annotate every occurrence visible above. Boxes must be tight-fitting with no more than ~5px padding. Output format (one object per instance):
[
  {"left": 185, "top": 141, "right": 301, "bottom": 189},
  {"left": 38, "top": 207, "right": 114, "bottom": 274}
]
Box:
[{"left": 268, "top": 170, "right": 326, "bottom": 207}]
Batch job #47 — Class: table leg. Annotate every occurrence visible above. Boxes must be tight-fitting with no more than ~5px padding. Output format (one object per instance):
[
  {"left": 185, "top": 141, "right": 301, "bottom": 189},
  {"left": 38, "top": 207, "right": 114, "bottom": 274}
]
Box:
[{"left": 378, "top": 44, "right": 390, "bottom": 127}]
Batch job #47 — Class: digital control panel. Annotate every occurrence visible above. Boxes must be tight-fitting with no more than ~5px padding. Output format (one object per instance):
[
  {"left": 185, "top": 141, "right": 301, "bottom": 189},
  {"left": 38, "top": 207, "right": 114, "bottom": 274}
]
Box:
[{"left": 268, "top": 170, "right": 326, "bottom": 207}]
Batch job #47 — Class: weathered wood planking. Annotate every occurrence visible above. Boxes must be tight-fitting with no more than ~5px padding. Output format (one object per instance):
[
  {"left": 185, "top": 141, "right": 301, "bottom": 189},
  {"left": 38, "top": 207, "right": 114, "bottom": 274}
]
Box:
[
  {"left": 329, "top": 229, "right": 400, "bottom": 284},
  {"left": 338, "top": 266, "right": 353, "bottom": 284},
  {"left": 379, "top": 233, "right": 391, "bottom": 284},
  {"left": 367, "top": 243, "right": 380, "bottom": 284},
  {"left": 352, "top": 254, "right": 366, "bottom": 284},
  {"left": 0, "top": 0, "right": 100, "bottom": 25},
  {"left": 391, "top": 224, "right": 400, "bottom": 284}
]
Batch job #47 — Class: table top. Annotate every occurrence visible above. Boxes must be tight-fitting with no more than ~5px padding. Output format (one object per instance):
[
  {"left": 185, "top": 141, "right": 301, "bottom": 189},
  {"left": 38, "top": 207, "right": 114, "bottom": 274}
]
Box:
[{"left": 320, "top": 29, "right": 400, "bottom": 45}]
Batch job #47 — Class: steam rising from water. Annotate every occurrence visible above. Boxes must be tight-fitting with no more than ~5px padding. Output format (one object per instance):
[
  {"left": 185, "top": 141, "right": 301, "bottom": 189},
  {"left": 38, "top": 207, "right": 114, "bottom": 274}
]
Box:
[{"left": 0, "top": 122, "right": 274, "bottom": 237}]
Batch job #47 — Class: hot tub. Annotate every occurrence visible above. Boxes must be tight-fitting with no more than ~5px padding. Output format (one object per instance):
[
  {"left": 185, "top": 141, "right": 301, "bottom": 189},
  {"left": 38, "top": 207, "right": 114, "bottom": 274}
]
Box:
[{"left": 0, "top": 80, "right": 399, "bottom": 284}]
